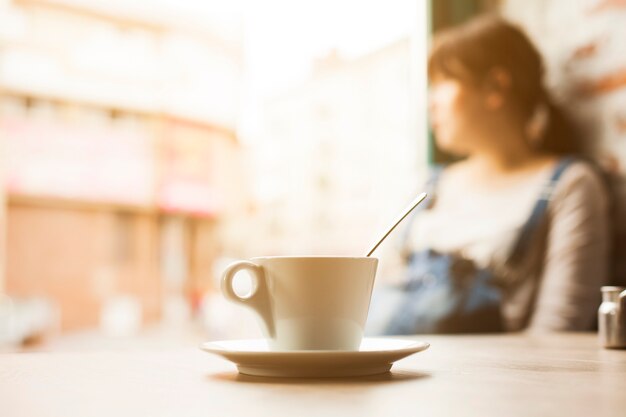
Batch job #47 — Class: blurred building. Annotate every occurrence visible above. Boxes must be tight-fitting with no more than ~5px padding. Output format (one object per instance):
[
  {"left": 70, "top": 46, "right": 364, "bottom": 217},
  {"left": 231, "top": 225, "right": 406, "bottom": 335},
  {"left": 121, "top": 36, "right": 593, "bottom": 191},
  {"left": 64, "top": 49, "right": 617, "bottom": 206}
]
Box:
[
  {"left": 0, "top": 0, "right": 247, "bottom": 331},
  {"left": 245, "top": 39, "right": 424, "bottom": 257}
]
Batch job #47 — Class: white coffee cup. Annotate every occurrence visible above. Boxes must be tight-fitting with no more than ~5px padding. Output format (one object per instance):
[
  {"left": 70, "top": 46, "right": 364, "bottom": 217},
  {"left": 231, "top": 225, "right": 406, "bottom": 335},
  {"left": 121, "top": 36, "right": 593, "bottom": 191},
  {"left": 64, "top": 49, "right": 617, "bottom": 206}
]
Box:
[{"left": 221, "top": 256, "right": 378, "bottom": 351}]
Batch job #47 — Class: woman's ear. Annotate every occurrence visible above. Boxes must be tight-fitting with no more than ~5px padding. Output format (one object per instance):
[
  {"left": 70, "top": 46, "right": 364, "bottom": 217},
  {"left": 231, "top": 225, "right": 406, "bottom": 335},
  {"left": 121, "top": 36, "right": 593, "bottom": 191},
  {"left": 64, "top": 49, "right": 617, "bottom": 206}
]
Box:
[
  {"left": 486, "top": 92, "right": 504, "bottom": 109},
  {"left": 484, "top": 67, "right": 511, "bottom": 110},
  {"left": 489, "top": 67, "right": 512, "bottom": 90}
]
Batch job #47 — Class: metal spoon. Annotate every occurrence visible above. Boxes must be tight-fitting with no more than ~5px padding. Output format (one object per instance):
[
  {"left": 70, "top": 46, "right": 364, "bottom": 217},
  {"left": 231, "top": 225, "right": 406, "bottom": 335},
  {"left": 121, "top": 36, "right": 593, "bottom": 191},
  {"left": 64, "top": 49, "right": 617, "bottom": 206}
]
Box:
[{"left": 366, "top": 192, "right": 428, "bottom": 257}]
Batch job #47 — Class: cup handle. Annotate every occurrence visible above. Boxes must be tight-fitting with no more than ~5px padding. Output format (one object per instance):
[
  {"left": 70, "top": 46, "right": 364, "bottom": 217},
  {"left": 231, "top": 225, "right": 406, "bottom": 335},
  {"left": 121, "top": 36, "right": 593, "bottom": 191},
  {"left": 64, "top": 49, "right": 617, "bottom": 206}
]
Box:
[{"left": 221, "top": 261, "right": 274, "bottom": 337}]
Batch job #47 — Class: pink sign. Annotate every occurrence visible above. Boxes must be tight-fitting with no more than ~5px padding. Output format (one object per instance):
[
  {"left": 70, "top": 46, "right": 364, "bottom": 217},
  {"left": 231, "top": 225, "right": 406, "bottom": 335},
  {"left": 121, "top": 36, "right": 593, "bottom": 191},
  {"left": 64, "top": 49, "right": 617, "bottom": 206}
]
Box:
[
  {"left": 157, "top": 119, "right": 223, "bottom": 216},
  {"left": 1, "top": 118, "right": 155, "bottom": 206}
]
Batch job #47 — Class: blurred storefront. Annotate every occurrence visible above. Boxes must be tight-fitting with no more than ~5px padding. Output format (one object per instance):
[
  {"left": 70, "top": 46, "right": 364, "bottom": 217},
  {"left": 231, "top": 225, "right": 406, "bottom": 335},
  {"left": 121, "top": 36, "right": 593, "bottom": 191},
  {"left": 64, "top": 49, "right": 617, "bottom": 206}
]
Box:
[
  {"left": 0, "top": 0, "right": 246, "bottom": 333},
  {"left": 0, "top": 0, "right": 430, "bottom": 343}
]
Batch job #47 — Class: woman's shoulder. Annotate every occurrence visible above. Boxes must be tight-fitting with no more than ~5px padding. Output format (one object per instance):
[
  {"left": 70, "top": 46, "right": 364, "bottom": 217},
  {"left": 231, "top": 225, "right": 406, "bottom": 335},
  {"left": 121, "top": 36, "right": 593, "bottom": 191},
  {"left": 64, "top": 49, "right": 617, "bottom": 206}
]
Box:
[
  {"left": 551, "top": 158, "right": 608, "bottom": 210},
  {"left": 557, "top": 159, "right": 606, "bottom": 190}
]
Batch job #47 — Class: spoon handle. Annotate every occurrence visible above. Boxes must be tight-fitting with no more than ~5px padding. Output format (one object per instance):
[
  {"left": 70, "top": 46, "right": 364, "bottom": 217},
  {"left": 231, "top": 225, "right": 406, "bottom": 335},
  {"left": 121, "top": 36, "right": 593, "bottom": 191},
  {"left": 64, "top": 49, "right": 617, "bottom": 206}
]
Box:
[{"left": 366, "top": 192, "right": 428, "bottom": 257}]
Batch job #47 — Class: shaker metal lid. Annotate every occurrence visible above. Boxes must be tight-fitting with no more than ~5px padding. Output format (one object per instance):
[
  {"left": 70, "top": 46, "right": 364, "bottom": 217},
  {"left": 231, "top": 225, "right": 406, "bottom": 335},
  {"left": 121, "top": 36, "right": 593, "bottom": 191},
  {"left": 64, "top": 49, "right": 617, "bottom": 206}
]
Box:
[{"left": 601, "top": 286, "right": 626, "bottom": 292}]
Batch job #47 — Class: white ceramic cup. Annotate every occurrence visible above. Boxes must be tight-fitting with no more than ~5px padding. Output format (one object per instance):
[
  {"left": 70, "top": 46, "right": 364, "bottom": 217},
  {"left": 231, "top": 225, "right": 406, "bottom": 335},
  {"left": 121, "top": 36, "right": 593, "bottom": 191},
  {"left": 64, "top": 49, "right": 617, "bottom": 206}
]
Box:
[{"left": 221, "top": 256, "right": 378, "bottom": 351}]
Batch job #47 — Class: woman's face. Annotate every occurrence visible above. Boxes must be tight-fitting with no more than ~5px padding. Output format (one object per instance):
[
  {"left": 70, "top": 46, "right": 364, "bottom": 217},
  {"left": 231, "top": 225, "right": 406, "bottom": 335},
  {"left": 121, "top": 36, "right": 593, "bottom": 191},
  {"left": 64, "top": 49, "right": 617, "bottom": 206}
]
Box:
[{"left": 428, "top": 76, "right": 491, "bottom": 156}]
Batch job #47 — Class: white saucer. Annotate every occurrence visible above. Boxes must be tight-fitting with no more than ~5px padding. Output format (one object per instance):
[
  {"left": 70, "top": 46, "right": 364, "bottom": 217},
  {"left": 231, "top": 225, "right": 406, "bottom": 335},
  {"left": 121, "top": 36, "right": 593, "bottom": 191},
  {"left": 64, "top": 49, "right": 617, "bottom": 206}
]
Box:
[{"left": 200, "top": 338, "right": 429, "bottom": 378}]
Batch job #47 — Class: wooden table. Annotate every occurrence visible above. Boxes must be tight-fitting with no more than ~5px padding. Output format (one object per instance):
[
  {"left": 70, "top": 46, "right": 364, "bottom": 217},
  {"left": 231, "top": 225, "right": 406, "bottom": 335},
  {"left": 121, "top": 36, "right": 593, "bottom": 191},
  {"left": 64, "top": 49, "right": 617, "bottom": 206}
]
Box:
[{"left": 1, "top": 333, "right": 624, "bottom": 417}]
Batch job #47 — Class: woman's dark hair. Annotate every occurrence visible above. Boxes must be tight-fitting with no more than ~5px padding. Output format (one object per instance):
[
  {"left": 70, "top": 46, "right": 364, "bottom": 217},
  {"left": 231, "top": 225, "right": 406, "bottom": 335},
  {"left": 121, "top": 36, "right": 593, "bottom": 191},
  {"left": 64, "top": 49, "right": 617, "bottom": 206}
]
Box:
[{"left": 428, "top": 15, "right": 581, "bottom": 155}]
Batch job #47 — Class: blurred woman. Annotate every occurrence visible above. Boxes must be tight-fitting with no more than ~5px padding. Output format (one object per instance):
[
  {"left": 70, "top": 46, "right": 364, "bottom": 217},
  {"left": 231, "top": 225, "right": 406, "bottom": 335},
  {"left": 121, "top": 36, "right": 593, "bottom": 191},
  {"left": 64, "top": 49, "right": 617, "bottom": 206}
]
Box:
[{"left": 372, "top": 15, "right": 609, "bottom": 333}]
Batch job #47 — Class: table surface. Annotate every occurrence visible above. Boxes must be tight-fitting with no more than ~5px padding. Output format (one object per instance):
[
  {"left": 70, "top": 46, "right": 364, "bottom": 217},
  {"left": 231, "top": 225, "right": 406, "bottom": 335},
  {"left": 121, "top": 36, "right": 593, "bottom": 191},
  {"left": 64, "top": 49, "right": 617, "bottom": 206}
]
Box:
[{"left": 1, "top": 332, "right": 625, "bottom": 417}]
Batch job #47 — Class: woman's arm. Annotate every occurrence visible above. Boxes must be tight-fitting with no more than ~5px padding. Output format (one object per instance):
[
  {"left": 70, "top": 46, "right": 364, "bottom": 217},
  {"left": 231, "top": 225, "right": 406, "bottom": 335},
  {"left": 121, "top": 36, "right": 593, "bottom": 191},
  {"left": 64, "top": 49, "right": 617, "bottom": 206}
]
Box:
[{"left": 529, "top": 163, "right": 610, "bottom": 331}]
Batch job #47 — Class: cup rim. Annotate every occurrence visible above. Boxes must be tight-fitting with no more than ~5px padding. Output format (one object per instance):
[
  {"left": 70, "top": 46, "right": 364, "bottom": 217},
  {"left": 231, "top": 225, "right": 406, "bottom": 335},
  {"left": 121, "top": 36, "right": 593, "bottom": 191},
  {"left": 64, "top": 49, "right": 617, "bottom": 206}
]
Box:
[{"left": 250, "top": 255, "right": 377, "bottom": 261}]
